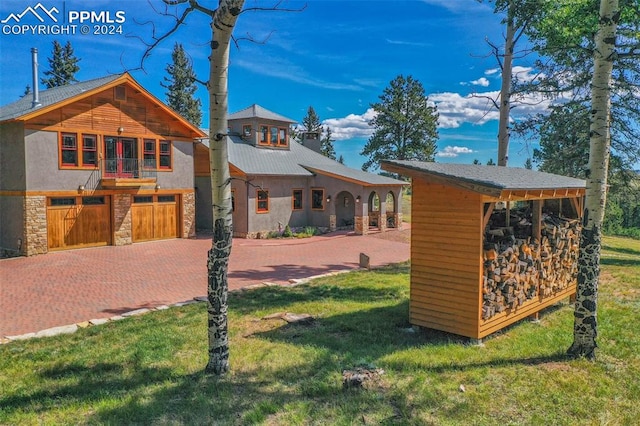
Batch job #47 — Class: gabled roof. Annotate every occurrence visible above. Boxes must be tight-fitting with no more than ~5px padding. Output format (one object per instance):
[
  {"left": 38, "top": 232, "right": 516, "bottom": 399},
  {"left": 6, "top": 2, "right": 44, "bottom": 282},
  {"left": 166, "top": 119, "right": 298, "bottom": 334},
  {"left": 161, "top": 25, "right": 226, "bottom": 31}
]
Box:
[
  {"left": 229, "top": 104, "right": 296, "bottom": 123},
  {"left": 201, "top": 136, "right": 404, "bottom": 186},
  {"left": 0, "top": 75, "right": 121, "bottom": 122},
  {"left": 381, "top": 160, "right": 585, "bottom": 196},
  {"left": 0, "top": 73, "right": 205, "bottom": 137}
]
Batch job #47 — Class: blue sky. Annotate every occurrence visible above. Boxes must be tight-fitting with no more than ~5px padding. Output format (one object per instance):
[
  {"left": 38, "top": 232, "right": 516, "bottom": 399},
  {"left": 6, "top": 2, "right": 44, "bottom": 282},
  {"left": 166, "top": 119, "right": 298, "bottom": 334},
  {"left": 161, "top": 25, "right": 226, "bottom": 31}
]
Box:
[{"left": 0, "top": 0, "right": 549, "bottom": 170}]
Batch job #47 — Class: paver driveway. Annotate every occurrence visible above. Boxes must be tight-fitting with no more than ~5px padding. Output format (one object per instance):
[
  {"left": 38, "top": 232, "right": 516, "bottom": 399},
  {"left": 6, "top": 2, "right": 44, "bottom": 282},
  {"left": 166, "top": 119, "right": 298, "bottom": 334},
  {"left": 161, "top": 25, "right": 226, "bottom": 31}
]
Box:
[{"left": 0, "top": 229, "right": 410, "bottom": 337}]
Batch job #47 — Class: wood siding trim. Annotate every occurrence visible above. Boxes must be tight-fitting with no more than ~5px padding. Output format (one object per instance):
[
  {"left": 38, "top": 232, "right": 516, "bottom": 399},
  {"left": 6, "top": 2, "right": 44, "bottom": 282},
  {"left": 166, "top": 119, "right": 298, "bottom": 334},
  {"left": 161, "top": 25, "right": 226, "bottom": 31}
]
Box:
[{"left": 409, "top": 178, "right": 483, "bottom": 337}]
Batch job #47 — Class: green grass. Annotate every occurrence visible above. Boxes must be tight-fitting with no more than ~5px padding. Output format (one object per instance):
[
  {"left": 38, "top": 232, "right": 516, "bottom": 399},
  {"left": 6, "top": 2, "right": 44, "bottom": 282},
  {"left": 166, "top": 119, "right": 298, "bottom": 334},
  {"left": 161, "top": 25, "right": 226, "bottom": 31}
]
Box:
[
  {"left": 1, "top": 237, "right": 639, "bottom": 425},
  {"left": 402, "top": 191, "right": 411, "bottom": 223}
]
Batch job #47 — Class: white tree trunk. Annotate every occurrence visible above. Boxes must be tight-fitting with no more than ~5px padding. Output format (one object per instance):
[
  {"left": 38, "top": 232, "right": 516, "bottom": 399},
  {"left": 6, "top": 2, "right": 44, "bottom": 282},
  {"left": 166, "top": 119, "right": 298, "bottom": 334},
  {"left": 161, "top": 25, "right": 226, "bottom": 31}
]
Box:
[
  {"left": 205, "top": 0, "right": 245, "bottom": 375},
  {"left": 497, "top": 3, "right": 515, "bottom": 167},
  {"left": 568, "top": 0, "right": 618, "bottom": 360}
]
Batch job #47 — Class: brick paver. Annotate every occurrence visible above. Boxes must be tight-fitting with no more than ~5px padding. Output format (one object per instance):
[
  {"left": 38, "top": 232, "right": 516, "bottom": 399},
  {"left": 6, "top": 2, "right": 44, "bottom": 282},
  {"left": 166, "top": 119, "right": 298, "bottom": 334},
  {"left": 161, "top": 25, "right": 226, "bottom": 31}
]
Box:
[{"left": 0, "top": 229, "right": 409, "bottom": 337}]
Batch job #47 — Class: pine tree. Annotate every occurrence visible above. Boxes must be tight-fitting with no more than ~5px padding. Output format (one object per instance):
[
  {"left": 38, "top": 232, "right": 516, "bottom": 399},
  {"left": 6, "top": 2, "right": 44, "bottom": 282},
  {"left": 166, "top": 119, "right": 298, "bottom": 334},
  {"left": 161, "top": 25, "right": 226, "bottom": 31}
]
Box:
[
  {"left": 301, "top": 106, "right": 322, "bottom": 133},
  {"left": 361, "top": 75, "right": 439, "bottom": 171},
  {"left": 41, "top": 41, "right": 80, "bottom": 88},
  {"left": 524, "top": 158, "right": 533, "bottom": 169},
  {"left": 486, "top": 158, "right": 496, "bottom": 166},
  {"left": 162, "top": 43, "right": 202, "bottom": 126},
  {"left": 338, "top": 154, "right": 345, "bottom": 164},
  {"left": 321, "top": 126, "right": 336, "bottom": 160}
]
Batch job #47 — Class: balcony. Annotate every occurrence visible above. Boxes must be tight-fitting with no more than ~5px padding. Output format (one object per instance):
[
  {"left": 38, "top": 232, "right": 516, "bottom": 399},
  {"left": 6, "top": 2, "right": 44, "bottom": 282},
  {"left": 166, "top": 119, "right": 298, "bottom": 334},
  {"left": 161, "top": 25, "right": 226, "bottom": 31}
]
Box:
[{"left": 100, "top": 159, "right": 157, "bottom": 188}]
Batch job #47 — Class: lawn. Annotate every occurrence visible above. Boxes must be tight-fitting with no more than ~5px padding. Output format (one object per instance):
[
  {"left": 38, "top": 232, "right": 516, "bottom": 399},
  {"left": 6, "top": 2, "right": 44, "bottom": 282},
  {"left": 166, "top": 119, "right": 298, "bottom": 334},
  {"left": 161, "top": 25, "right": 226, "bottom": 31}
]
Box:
[{"left": 1, "top": 237, "right": 638, "bottom": 425}]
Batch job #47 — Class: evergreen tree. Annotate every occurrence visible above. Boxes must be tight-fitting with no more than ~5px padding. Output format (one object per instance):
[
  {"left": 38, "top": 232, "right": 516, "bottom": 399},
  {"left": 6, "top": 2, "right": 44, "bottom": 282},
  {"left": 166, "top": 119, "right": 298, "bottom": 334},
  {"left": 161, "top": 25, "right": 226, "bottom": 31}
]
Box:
[
  {"left": 301, "top": 106, "right": 322, "bottom": 133},
  {"left": 523, "top": 157, "right": 533, "bottom": 169},
  {"left": 472, "top": 159, "right": 481, "bottom": 165},
  {"left": 41, "top": 41, "right": 80, "bottom": 88},
  {"left": 338, "top": 154, "right": 345, "bottom": 164},
  {"left": 162, "top": 43, "right": 202, "bottom": 126},
  {"left": 299, "top": 106, "right": 336, "bottom": 160},
  {"left": 486, "top": 158, "right": 496, "bottom": 166},
  {"left": 321, "top": 126, "right": 336, "bottom": 160},
  {"left": 361, "top": 75, "right": 439, "bottom": 171},
  {"left": 22, "top": 85, "right": 31, "bottom": 97}
]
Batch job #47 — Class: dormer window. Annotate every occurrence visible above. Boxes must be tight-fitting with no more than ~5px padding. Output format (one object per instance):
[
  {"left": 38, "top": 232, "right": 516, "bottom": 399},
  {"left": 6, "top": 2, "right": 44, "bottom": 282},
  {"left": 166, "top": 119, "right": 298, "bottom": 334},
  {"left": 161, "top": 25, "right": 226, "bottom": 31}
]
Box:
[
  {"left": 243, "top": 125, "right": 251, "bottom": 138},
  {"left": 258, "top": 124, "right": 288, "bottom": 147}
]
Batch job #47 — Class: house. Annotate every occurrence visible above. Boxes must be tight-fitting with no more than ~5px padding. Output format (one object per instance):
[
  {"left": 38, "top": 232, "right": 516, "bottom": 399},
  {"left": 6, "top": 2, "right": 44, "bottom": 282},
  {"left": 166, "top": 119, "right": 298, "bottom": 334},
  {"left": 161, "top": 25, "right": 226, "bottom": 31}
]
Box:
[
  {"left": 194, "top": 104, "right": 406, "bottom": 238},
  {"left": 0, "top": 72, "right": 205, "bottom": 256},
  {"left": 381, "top": 160, "right": 585, "bottom": 340}
]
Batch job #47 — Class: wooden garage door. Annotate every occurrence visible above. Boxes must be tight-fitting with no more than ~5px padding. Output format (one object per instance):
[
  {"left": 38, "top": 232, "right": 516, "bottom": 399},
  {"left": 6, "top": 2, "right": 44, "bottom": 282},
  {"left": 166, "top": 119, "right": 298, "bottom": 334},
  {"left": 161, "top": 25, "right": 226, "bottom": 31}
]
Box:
[
  {"left": 47, "top": 196, "right": 112, "bottom": 250},
  {"left": 132, "top": 195, "right": 179, "bottom": 242}
]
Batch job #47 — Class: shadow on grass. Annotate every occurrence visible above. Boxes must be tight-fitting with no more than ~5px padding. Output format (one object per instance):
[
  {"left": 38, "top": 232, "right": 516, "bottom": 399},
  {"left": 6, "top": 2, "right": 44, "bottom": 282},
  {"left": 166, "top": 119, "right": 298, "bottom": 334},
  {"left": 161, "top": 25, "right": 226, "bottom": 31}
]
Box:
[
  {"left": 600, "top": 257, "right": 640, "bottom": 267},
  {"left": 229, "top": 265, "right": 410, "bottom": 316},
  {"left": 602, "top": 244, "right": 640, "bottom": 257}
]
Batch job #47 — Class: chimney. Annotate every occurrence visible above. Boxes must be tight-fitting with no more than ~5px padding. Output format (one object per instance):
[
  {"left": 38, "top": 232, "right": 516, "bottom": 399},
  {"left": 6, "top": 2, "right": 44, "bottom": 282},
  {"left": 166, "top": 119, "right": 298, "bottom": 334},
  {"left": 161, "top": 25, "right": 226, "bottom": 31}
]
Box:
[
  {"left": 31, "top": 48, "right": 41, "bottom": 108},
  {"left": 301, "top": 131, "right": 322, "bottom": 154}
]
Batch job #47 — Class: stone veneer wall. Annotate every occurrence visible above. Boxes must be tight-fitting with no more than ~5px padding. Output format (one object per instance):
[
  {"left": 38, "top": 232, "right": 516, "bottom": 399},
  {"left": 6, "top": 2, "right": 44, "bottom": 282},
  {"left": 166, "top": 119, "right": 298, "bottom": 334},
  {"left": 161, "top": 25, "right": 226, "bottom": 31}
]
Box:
[
  {"left": 113, "top": 193, "right": 132, "bottom": 246},
  {"left": 182, "top": 191, "right": 196, "bottom": 238},
  {"left": 23, "top": 195, "right": 47, "bottom": 256},
  {"left": 354, "top": 215, "right": 369, "bottom": 235}
]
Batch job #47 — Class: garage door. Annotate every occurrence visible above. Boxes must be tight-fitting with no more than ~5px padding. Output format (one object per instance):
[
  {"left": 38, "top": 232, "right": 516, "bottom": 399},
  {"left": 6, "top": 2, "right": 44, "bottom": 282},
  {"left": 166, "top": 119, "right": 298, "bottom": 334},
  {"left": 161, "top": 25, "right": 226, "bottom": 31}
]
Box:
[
  {"left": 47, "top": 196, "right": 112, "bottom": 250},
  {"left": 131, "top": 194, "right": 179, "bottom": 242}
]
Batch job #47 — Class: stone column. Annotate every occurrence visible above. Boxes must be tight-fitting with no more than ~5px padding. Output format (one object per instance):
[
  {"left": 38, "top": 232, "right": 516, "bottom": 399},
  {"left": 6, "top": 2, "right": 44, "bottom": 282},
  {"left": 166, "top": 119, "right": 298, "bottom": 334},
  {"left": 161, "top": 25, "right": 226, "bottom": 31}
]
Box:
[
  {"left": 355, "top": 215, "right": 369, "bottom": 235},
  {"left": 329, "top": 214, "right": 337, "bottom": 232},
  {"left": 113, "top": 193, "right": 132, "bottom": 246},
  {"left": 23, "top": 195, "right": 47, "bottom": 256},
  {"left": 395, "top": 213, "right": 403, "bottom": 230},
  {"left": 182, "top": 191, "right": 196, "bottom": 238}
]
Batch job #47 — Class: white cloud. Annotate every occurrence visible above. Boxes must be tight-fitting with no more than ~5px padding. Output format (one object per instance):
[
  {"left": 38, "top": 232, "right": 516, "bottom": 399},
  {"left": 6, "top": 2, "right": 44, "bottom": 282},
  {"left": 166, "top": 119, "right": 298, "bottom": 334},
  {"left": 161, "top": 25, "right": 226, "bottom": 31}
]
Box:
[
  {"left": 431, "top": 89, "right": 552, "bottom": 129},
  {"left": 322, "top": 108, "right": 376, "bottom": 140},
  {"left": 323, "top": 88, "right": 554, "bottom": 139},
  {"left": 470, "top": 77, "right": 490, "bottom": 87},
  {"left": 437, "top": 146, "right": 475, "bottom": 158},
  {"left": 485, "top": 68, "right": 500, "bottom": 76}
]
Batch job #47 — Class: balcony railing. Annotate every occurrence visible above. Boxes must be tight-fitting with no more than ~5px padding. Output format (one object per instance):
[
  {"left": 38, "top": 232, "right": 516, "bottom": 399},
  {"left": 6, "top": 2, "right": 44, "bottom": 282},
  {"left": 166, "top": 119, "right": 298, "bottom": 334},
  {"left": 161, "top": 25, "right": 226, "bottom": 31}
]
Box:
[
  {"left": 101, "top": 158, "right": 158, "bottom": 179},
  {"left": 100, "top": 159, "right": 157, "bottom": 188}
]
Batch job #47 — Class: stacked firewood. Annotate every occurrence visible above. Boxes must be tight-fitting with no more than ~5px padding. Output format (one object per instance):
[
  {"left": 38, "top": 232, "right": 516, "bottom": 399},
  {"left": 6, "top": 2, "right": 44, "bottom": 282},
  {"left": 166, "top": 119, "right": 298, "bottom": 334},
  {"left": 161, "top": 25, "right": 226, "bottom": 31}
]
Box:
[{"left": 482, "top": 210, "right": 581, "bottom": 321}]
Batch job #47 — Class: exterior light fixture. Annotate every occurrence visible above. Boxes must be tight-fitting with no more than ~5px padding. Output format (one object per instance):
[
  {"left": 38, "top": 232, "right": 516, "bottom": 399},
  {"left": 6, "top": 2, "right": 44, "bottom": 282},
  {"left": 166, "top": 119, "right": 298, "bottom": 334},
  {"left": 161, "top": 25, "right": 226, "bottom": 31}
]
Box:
[
  {"left": 356, "top": 196, "right": 361, "bottom": 203},
  {"left": 326, "top": 195, "right": 331, "bottom": 203},
  {"left": 117, "top": 126, "right": 124, "bottom": 134}
]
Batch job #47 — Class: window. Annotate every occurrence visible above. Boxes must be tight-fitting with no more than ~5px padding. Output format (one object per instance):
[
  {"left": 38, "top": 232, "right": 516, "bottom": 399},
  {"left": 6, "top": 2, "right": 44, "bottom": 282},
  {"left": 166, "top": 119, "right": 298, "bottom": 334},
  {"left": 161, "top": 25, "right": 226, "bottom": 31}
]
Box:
[
  {"left": 143, "top": 139, "right": 156, "bottom": 169},
  {"left": 257, "top": 189, "right": 269, "bottom": 213},
  {"left": 82, "top": 135, "right": 97, "bottom": 166},
  {"left": 159, "top": 140, "right": 171, "bottom": 169},
  {"left": 243, "top": 125, "right": 252, "bottom": 138},
  {"left": 259, "top": 125, "right": 269, "bottom": 145},
  {"left": 311, "top": 189, "right": 325, "bottom": 210},
  {"left": 158, "top": 195, "right": 176, "bottom": 203},
  {"left": 292, "top": 189, "right": 303, "bottom": 210},
  {"left": 50, "top": 197, "right": 76, "bottom": 206},
  {"left": 61, "top": 133, "right": 77, "bottom": 166},
  {"left": 278, "top": 128, "right": 288, "bottom": 146},
  {"left": 133, "top": 196, "right": 153, "bottom": 204},
  {"left": 258, "top": 124, "right": 288, "bottom": 146},
  {"left": 82, "top": 196, "right": 105, "bottom": 205},
  {"left": 60, "top": 133, "right": 98, "bottom": 168}
]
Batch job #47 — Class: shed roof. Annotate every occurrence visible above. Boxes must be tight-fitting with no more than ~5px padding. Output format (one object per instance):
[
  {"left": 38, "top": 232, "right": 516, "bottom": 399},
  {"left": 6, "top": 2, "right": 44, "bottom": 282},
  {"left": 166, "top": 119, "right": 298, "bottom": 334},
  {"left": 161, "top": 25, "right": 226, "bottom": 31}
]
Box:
[
  {"left": 228, "top": 104, "right": 296, "bottom": 123},
  {"left": 201, "top": 136, "right": 405, "bottom": 186},
  {"left": 381, "top": 160, "right": 585, "bottom": 196}
]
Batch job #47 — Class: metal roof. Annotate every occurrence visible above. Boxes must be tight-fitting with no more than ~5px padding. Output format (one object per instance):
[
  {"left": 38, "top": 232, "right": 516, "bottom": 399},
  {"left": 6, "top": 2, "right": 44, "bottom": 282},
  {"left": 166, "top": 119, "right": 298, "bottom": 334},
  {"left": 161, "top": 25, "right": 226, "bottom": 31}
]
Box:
[
  {"left": 0, "top": 74, "right": 122, "bottom": 122},
  {"left": 381, "top": 160, "right": 585, "bottom": 191},
  {"left": 201, "top": 136, "right": 405, "bottom": 186},
  {"left": 228, "top": 104, "right": 296, "bottom": 123}
]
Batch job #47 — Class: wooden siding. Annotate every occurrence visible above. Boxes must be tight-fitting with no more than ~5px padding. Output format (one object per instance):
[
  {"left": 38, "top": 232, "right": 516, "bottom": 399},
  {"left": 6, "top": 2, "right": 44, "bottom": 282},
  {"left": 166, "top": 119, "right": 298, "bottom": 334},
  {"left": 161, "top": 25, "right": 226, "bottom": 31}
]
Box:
[
  {"left": 26, "top": 86, "right": 196, "bottom": 139},
  {"left": 47, "top": 197, "right": 111, "bottom": 250},
  {"left": 410, "top": 178, "right": 483, "bottom": 337}
]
